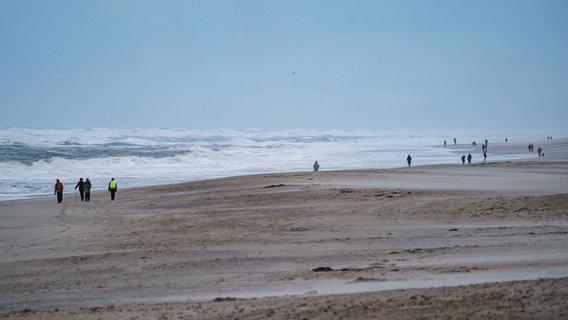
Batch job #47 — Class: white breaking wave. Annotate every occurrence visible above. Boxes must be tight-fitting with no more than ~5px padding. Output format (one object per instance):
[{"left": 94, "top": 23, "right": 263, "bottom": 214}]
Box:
[{"left": 0, "top": 128, "right": 545, "bottom": 201}]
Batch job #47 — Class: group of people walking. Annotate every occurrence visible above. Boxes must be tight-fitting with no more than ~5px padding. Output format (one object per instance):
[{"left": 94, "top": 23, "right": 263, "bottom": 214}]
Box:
[
  {"left": 461, "top": 153, "right": 473, "bottom": 164},
  {"left": 528, "top": 143, "right": 545, "bottom": 157},
  {"left": 460, "top": 151, "right": 488, "bottom": 164},
  {"left": 73, "top": 177, "right": 92, "bottom": 202},
  {"left": 53, "top": 178, "right": 117, "bottom": 203}
]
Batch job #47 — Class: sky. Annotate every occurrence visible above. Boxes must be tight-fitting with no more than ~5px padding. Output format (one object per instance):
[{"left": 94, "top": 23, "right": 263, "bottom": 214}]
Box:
[{"left": 1, "top": 0, "right": 567, "bottom": 131}]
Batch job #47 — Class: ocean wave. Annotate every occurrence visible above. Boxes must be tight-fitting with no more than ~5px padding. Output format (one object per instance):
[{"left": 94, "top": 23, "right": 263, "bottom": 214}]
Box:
[{"left": 0, "top": 128, "right": 557, "bottom": 201}]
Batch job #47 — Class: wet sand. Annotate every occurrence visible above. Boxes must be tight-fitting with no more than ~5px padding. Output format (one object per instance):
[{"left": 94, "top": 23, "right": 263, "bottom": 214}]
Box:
[{"left": 1, "top": 138, "right": 568, "bottom": 319}]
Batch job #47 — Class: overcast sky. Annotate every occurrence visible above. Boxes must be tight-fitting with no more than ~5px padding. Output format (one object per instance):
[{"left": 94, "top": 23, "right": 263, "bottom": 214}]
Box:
[{"left": 1, "top": 0, "right": 567, "bottom": 131}]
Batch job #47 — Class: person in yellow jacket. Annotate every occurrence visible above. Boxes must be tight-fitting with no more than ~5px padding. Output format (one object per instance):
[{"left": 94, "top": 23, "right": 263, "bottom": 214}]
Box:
[
  {"left": 54, "top": 179, "right": 64, "bottom": 203},
  {"left": 108, "top": 178, "right": 117, "bottom": 201}
]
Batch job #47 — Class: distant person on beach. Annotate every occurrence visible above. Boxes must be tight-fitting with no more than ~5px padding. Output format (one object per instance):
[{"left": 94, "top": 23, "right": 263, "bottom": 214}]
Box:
[
  {"left": 108, "top": 178, "right": 117, "bottom": 201},
  {"left": 483, "top": 151, "right": 487, "bottom": 162},
  {"left": 75, "top": 178, "right": 85, "bottom": 201},
  {"left": 453, "top": 138, "right": 457, "bottom": 145},
  {"left": 538, "top": 147, "right": 542, "bottom": 157},
  {"left": 444, "top": 140, "right": 446, "bottom": 147},
  {"left": 467, "top": 153, "right": 472, "bottom": 164},
  {"left": 461, "top": 155, "right": 466, "bottom": 164},
  {"left": 84, "top": 178, "right": 92, "bottom": 202},
  {"left": 313, "top": 161, "right": 319, "bottom": 172},
  {"left": 407, "top": 154, "right": 412, "bottom": 167},
  {"left": 54, "top": 179, "right": 64, "bottom": 203}
]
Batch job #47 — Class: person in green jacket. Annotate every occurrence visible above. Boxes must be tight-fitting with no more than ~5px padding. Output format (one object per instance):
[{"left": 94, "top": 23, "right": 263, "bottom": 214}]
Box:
[{"left": 108, "top": 178, "right": 117, "bottom": 201}]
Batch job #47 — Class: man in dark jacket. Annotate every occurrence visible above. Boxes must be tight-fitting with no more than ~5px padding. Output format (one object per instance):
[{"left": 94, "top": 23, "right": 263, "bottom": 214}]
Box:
[{"left": 75, "top": 178, "right": 85, "bottom": 201}]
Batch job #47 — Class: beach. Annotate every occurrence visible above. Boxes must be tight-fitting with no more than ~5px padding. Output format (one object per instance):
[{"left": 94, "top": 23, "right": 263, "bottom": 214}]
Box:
[{"left": 1, "top": 140, "right": 568, "bottom": 319}]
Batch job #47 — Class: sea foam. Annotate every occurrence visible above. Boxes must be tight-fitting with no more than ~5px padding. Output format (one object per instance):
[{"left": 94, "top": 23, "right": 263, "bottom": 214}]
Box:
[{"left": 0, "top": 128, "right": 543, "bottom": 201}]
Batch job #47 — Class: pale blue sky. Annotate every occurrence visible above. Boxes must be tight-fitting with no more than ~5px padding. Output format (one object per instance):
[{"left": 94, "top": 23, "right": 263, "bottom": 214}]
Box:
[{"left": 1, "top": 0, "right": 567, "bottom": 131}]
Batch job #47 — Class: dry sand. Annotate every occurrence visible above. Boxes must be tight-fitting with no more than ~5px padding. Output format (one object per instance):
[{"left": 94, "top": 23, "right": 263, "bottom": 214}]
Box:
[{"left": 1, "top": 138, "right": 568, "bottom": 319}]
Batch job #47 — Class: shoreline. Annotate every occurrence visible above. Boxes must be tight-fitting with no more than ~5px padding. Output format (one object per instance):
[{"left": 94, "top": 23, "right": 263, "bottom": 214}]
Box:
[
  {"left": 4, "top": 157, "right": 565, "bottom": 204},
  {"left": 1, "top": 154, "right": 567, "bottom": 318},
  {"left": 2, "top": 137, "right": 567, "bottom": 203}
]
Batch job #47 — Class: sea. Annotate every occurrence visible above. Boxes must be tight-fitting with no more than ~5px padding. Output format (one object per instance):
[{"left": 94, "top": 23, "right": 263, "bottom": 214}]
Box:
[{"left": 0, "top": 128, "right": 547, "bottom": 201}]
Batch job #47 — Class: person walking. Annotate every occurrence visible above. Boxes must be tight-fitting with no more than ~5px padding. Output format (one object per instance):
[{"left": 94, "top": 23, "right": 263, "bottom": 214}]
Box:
[
  {"left": 467, "top": 153, "right": 472, "bottom": 164},
  {"left": 406, "top": 154, "right": 412, "bottom": 167},
  {"left": 54, "top": 179, "right": 64, "bottom": 203},
  {"left": 461, "top": 155, "right": 466, "bottom": 164},
  {"left": 75, "top": 178, "right": 85, "bottom": 201},
  {"left": 313, "top": 161, "right": 320, "bottom": 172},
  {"left": 108, "top": 178, "right": 117, "bottom": 201},
  {"left": 84, "top": 178, "right": 92, "bottom": 202}
]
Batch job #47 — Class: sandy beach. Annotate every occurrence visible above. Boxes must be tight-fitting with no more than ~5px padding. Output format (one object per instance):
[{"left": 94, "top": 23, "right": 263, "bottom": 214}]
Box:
[{"left": 1, "top": 139, "right": 568, "bottom": 319}]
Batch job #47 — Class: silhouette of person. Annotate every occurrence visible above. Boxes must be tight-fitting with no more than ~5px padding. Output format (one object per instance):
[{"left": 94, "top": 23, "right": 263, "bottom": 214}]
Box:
[
  {"left": 461, "top": 155, "right": 466, "bottom": 164},
  {"left": 313, "top": 161, "right": 320, "bottom": 172},
  {"left": 467, "top": 153, "right": 472, "bottom": 164},
  {"left": 406, "top": 154, "right": 412, "bottom": 167},
  {"left": 75, "top": 178, "right": 85, "bottom": 201}
]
